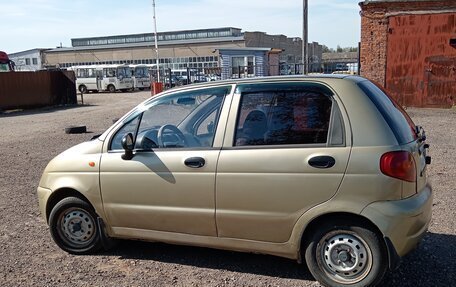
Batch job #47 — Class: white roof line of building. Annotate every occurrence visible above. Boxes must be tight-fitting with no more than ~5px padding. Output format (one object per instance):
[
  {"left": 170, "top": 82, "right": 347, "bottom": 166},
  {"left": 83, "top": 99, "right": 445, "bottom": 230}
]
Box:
[{"left": 47, "top": 36, "right": 245, "bottom": 53}]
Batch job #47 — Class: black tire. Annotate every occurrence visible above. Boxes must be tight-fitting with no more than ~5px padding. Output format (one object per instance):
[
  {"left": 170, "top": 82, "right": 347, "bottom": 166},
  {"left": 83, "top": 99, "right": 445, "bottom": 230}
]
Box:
[
  {"left": 64, "top": 125, "right": 87, "bottom": 134},
  {"left": 49, "top": 197, "right": 102, "bottom": 254},
  {"left": 107, "top": 84, "right": 116, "bottom": 93},
  {"left": 78, "top": 85, "right": 88, "bottom": 94},
  {"left": 304, "top": 220, "right": 387, "bottom": 287}
]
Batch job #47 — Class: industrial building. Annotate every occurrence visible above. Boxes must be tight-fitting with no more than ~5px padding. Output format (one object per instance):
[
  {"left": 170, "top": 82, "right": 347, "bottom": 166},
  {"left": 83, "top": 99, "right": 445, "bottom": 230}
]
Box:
[
  {"left": 43, "top": 27, "right": 323, "bottom": 74},
  {"left": 359, "top": 0, "right": 456, "bottom": 107},
  {"left": 9, "top": 49, "right": 50, "bottom": 71}
]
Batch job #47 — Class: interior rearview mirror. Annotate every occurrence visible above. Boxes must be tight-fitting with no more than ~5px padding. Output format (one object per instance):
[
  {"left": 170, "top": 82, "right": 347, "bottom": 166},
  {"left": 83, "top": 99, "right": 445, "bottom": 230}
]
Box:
[
  {"left": 176, "top": 97, "right": 196, "bottom": 105},
  {"left": 121, "top": 133, "right": 134, "bottom": 160}
]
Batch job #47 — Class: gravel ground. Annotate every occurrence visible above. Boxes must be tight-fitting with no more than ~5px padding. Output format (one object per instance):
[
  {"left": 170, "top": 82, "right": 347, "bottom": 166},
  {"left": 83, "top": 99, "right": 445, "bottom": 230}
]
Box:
[{"left": 0, "top": 91, "right": 455, "bottom": 287}]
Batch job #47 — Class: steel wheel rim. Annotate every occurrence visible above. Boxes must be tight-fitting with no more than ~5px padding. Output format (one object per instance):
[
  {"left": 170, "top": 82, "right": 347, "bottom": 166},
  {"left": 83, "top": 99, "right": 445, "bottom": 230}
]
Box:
[
  {"left": 58, "top": 207, "right": 96, "bottom": 248},
  {"left": 319, "top": 233, "right": 372, "bottom": 284}
]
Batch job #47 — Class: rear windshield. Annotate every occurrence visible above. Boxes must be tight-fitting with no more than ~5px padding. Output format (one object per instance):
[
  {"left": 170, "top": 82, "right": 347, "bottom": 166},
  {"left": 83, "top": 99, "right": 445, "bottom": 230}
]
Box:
[{"left": 358, "top": 80, "right": 417, "bottom": 144}]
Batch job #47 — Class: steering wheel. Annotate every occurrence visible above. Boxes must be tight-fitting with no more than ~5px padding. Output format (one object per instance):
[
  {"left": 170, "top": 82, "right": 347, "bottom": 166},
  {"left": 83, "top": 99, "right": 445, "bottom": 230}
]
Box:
[{"left": 157, "top": 124, "right": 187, "bottom": 148}]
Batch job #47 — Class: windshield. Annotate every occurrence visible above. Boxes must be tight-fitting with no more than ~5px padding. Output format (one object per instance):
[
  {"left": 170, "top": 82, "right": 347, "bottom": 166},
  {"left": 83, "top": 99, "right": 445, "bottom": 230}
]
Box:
[
  {"left": 0, "top": 63, "right": 11, "bottom": 72},
  {"left": 135, "top": 67, "right": 149, "bottom": 78},
  {"left": 117, "top": 67, "right": 132, "bottom": 78}
]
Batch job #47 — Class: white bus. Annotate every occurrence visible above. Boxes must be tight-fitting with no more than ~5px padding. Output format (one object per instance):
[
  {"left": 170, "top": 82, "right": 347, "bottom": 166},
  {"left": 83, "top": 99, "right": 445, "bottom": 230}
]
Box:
[
  {"left": 70, "top": 64, "right": 133, "bottom": 93},
  {"left": 130, "top": 65, "right": 150, "bottom": 90}
]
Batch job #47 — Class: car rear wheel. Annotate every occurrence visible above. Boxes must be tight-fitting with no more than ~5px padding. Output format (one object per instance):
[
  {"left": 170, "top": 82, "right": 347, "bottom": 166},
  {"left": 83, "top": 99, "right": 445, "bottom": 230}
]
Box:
[
  {"left": 49, "top": 197, "right": 102, "bottom": 254},
  {"left": 304, "top": 220, "right": 387, "bottom": 287}
]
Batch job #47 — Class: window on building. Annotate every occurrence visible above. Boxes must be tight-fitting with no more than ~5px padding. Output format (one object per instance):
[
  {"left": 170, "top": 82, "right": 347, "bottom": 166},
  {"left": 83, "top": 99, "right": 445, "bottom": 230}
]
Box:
[
  {"left": 32, "top": 58, "right": 38, "bottom": 65},
  {"left": 25, "top": 58, "right": 31, "bottom": 65}
]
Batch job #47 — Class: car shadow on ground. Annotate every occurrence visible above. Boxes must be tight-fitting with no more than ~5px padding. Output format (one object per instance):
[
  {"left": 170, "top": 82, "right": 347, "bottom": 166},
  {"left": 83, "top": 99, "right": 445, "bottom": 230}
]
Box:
[
  {"left": 381, "top": 232, "right": 456, "bottom": 287},
  {"left": 103, "top": 231, "right": 456, "bottom": 285},
  {"left": 105, "top": 240, "right": 313, "bottom": 281},
  {"left": 0, "top": 104, "right": 97, "bottom": 118}
]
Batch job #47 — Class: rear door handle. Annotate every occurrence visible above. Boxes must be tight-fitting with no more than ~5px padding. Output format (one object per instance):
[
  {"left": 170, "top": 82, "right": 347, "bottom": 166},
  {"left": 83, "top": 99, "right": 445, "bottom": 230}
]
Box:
[
  {"left": 184, "top": 157, "right": 205, "bottom": 168},
  {"left": 308, "top": 156, "right": 336, "bottom": 169}
]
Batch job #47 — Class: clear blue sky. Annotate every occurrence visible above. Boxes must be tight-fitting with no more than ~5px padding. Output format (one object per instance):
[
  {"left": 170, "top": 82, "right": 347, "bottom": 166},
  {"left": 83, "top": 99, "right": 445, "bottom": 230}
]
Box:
[{"left": 1, "top": 0, "right": 361, "bottom": 53}]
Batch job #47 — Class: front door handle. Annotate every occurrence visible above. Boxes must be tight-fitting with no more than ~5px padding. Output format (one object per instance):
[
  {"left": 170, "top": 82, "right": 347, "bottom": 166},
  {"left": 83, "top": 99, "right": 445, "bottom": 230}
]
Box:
[
  {"left": 308, "top": 156, "right": 336, "bottom": 169},
  {"left": 184, "top": 157, "right": 205, "bottom": 168}
]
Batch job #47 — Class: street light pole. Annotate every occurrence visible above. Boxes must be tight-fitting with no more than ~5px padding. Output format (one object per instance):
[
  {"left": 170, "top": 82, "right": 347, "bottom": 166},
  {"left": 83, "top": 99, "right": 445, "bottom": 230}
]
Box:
[
  {"left": 302, "top": 0, "right": 308, "bottom": 75},
  {"left": 152, "top": 0, "right": 160, "bottom": 82}
]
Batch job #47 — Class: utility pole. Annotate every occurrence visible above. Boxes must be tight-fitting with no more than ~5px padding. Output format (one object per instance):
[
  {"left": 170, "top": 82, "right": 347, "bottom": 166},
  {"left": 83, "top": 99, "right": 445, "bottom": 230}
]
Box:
[
  {"left": 302, "top": 0, "right": 308, "bottom": 75},
  {"left": 152, "top": 0, "right": 160, "bottom": 81}
]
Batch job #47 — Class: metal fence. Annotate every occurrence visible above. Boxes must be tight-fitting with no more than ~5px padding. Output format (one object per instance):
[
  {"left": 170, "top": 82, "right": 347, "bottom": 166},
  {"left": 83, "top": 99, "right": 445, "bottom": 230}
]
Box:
[{"left": 0, "top": 71, "right": 77, "bottom": 110}]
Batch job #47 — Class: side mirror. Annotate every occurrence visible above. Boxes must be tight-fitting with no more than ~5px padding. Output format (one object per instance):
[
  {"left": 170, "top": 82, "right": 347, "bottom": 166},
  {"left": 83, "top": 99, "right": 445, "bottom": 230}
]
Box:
[{"left": 121, "top": 133, "right": 134, "bottom": 160}]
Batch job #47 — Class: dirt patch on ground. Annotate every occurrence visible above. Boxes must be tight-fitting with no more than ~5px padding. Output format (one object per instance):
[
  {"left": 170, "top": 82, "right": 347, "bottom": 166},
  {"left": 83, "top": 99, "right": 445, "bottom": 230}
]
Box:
[{"left": 0, "top": 92, "right": 454, "bottom": 286}]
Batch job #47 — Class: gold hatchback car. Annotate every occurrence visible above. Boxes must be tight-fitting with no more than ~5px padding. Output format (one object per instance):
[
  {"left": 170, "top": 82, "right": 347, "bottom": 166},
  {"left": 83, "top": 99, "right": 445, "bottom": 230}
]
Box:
[{"left": 37, "top": 75, "right": 432, "bottom": 287}]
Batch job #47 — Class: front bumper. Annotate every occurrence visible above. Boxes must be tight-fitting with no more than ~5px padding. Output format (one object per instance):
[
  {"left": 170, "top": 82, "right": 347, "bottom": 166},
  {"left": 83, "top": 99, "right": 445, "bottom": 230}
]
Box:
[
  {"left": 37, "top": 186, "right": 52, "bottom": 222},
  {"left": 361, "top": 183, "right": 433, "bottom": 265}
]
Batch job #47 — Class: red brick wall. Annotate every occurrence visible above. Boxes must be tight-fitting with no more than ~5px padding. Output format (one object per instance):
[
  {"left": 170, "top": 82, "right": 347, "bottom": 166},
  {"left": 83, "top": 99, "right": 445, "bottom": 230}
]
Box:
[
  {"left": 360, "top": 11, "right": 389, "bottom": 85},
  {"left": 359, "top": 0, "right": 456, "bottom": 107}
]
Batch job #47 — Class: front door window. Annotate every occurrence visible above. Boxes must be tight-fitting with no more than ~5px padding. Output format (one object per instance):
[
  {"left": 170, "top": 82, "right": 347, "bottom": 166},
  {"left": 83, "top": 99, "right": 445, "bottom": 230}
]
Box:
[{"left": 110, "top": 86, "right": 231, "bottom": 151}]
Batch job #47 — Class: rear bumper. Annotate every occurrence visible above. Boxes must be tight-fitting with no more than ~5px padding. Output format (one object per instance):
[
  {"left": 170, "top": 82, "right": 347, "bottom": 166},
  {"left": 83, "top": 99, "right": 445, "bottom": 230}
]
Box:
[{"left": 361, "top": 183, "right": 433, "bottom": 267}]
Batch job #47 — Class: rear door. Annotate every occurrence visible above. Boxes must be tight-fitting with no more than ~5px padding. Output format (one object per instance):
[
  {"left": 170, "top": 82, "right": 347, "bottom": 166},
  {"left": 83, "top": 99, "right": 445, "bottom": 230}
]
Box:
[{"left": 215, "top": 82, "right": 351, "bottom": 243}]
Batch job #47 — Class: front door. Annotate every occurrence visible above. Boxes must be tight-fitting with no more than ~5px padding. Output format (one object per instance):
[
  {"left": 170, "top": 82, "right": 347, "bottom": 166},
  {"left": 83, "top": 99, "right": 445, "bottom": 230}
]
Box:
[
  {"left": 216, "top": 82, "right": 350, "bottom": 243},
  {"left": 100, "top": 86, "right": 232, "bottom": 237}
]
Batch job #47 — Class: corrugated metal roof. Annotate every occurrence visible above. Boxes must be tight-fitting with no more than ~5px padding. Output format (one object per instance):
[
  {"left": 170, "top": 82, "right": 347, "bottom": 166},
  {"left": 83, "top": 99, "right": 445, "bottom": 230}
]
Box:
[
  {"left": 9, "top": 48, "right": 50, "bottom": 57},
  {"left": 47, "top": 36, "right": 245, "bottom": 53},
  {"left": 71, "top": 27, "right": 242, "bottom": 43}
]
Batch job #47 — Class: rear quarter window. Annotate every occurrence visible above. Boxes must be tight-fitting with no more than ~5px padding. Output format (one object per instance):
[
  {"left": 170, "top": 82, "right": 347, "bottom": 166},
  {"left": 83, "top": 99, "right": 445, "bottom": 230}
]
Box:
[{"left": 358, "top": 81, "right": 417, "bottom": 144}]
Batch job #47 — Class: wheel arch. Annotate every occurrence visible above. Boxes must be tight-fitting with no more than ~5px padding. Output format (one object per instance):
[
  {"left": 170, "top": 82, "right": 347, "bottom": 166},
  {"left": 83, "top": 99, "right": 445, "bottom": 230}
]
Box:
[
  {"left": 107, "top": 84, "right": 116, "bottom": 92},
  {"left": 299, "top": 212, "right": 391, "bottom": 266},
  {"left": 45, "top": 188, "right": 93, "bottom": 223}
]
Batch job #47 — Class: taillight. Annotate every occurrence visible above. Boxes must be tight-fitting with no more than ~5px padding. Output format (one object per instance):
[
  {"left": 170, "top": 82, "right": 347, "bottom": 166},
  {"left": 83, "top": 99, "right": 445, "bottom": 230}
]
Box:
[{"left": 380, "top": 151, "right": 416, "bottom": 182}]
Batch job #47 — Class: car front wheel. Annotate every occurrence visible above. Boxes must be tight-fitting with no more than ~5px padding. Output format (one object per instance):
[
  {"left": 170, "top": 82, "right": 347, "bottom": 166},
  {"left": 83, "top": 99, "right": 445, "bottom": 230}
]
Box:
[
  {"left": 49, "top": 197, "right": 102, "bottom": 254},
  {"left": 304, "top": 220, "right": 387, "bottom": 287}
]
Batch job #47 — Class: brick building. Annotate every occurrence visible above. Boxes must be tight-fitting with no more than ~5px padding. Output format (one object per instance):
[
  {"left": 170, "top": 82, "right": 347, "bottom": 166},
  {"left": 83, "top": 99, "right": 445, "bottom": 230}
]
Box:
[{"left": 359, "top": 0, "right": 456, "bottom": 107}]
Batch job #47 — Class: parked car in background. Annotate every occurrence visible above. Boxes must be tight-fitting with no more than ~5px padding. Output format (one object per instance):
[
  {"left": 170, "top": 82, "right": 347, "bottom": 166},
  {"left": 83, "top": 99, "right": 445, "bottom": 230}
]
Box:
[
  {"left": 164, "top": 75, "right": 184, "bottom": 88},
  {"left": 37, "top": 75, "right": 432, "bottom": 287},
  {"left": 0, "top": 51, "right": 15, "bottom": 72}
]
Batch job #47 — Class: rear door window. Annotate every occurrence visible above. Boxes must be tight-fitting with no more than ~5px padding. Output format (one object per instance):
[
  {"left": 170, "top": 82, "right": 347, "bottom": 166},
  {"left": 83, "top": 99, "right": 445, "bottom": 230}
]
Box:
[
  {"left": 358, "top": 81, "right": 417, "bottom": 144},
  {"left": 234, "top": 83, "right": 335, "bottom": 146}
]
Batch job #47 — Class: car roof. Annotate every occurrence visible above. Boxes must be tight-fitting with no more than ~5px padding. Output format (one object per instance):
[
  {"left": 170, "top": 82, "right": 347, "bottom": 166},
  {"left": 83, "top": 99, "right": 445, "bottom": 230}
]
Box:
[{"left": 166, "top": 74, "right": 366, "bottom": 91}]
